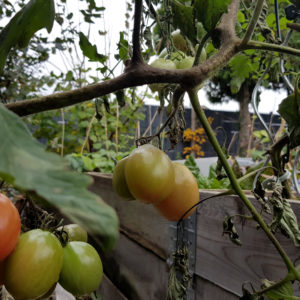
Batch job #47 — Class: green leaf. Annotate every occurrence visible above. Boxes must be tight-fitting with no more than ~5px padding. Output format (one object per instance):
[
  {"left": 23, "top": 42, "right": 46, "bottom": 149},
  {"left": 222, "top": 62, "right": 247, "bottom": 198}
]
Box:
[
  {"left": 262, "top": 279, "right": 296, "bottom": 300},
  {"left": 278, "top": 77, "right": 300, "bottom": 148},
  {"left": 0, "top": 104, "right": 118, "bottom": 251},
  {"left": 193, "top": 0, "right": 232, "bottom": 32},
  {"left": 0, "top": 0, "right": 55, "bottom": 73},
  {"left": 228, "top": 54, "right": 252, "bottom": 94},
  {"left": 171, "top": 0, "right": 197, "bottom": 44},
  {"left": 79, "top": 32, "right": 107, "bottom": 63}
]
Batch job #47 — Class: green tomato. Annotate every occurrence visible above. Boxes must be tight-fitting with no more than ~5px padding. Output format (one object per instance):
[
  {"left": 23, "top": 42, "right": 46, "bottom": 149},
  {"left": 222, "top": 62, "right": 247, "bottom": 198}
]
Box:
[
  {"left": 59, "top": 241, "right": 103, "bottom": 297},
  {"left": 58, "top": 224, "right": 88, "bottom": 242},
  {"left": 112, "top": 157, "right": 135, "bottom": 200},
  {"left": 3, "top": 229, "right": 63, "bottom": 300},
  {"left": 176, "top": 56, "right": 194, "bottom": 69},
  {"left": 194, "top": 45, "right": 207, "bottom": 62},
  {"left": 125, "top": 144, "right": 175, "bottom": 204},
  {"left": 171, "top": 30, "right": 189, "bottom": 53},
  {"left": 149, "top": 58, "right": 177, "bottom": 93}
]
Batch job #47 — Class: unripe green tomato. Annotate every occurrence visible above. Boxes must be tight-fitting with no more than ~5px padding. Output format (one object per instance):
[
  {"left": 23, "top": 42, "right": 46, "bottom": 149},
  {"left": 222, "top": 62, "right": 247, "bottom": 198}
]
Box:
[
  {"left": 149, "top": 58, "right": 177, "bottom": 93},
  {"left": 125, "top": 144, "right": 175, "bottom": 204},
  {"left": 171, "top": 30, "right": 188, "bottom": 53},
  {"left": 58, "top": 224, "right": 88, "bottom": 242},
  {"left": 176, "top": 56, "right": 194, "bottom": 69},
  {"left": 4, "top": 229, "right": 63, "bottom": 300},
  {"left": 59, "top": 241, "right": 103, "bottom": 297},
  {"left": 112, "top": 157, "right": 135, "bottom": 200}
]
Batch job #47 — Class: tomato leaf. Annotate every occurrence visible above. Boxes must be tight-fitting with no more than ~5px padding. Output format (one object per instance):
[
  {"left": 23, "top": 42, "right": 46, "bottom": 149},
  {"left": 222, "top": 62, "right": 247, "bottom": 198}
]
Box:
[
  {"left": 278, "top": 77, "right": 300, "bottom": 148},
  {"left": 0, "top": 0, "right": 55, "bottom": 73},
  {"left": 261, "top": 279, "right": 295, "bottom": 300},
  {"left": 0, "top": 104, "right": 118, "bottom": 251},
  {"left": 79, "top": 32, "right": 107, "bottom": 63},
  {"left": 193, "top": 0, "right": 232, "bottom": 33},
  {"left": 171, "top": 0, "right": 197, "bottom": 44}
]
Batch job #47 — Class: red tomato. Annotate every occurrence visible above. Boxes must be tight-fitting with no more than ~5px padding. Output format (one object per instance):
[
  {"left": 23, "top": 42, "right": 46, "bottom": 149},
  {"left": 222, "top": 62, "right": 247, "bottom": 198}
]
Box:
[
  {"left": 154, "top": 162, "right": 199, "bottom": 221},
  {"left": 59, "top": 241, "right": 103, "bottom": 297},
  {"left": 3, "top": 229, "right": 63, "bottom": 300},
  {"left": 0, "top": 193, "right": 21, "bottom": 261},
  {"left": 125, "top": 144, "right": 175, "bottom": 204}
]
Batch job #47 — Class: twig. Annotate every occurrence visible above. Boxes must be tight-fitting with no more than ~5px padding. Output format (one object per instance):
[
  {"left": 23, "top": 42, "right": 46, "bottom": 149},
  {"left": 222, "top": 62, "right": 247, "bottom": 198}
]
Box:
[
  {"left": 60, "top": 108, "right": 65, "bottom": 157},
  {"left": 241, "top": 0, "right": 265, "bottom": 46},
  {"left": 80, "top": 112, "right": 96, "bottom": 155}
]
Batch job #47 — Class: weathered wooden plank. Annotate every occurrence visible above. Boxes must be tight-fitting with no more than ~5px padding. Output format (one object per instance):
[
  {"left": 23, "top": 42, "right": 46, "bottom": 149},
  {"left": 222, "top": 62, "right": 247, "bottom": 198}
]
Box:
[
  {"left": 196, "top": 191, "right": 300, "bottom": 296},
  {"left": 194, "top": 275, "right": 239, "bottom": 300},
  {"left": 89, "top": 172, "right": 172, "bottom": 260},
  {"left": 98, "top": 274, "right": 128, "bottom": 300},
  {"left": 99, "top": 232, "right": 168, "bottom": 300}
]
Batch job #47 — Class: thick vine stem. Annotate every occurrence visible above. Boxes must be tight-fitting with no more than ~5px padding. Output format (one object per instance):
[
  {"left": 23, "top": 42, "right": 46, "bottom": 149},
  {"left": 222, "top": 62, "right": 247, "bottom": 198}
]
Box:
[
  {"left": 241, "top": 0, "right": 265, "bottom": 46},
  {"left": 187, "top": 89, "right": 300, "bottom": 282},
  {"left": 131, "top": 0, "right": 144, "bottom": 64}
]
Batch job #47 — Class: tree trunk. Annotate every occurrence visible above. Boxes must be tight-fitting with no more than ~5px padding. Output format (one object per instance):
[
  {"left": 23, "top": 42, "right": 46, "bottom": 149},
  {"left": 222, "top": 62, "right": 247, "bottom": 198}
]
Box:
[{"left": 237, "top": 82, "right": 251, "bottom": 157}]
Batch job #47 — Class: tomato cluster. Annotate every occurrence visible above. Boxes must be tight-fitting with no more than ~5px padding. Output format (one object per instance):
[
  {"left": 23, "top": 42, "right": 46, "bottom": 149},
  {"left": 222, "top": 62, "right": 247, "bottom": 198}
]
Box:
[
  {"left": 0, "top": 195, "right": 103, "bottom": 299},
  {"left": 113, "top": 144, "right": 199, "bottom": 221}
]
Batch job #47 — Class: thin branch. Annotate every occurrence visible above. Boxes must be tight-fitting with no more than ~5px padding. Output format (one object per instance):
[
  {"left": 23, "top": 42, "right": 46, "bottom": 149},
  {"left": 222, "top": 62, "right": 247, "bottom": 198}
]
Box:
[
  {"left": 241, "top": 39, "right": 300, "bottom": 56},
  {"left": 241, "top": 0, "right": 265, "bottom": 46},
  {"left": 131, "top": 0, "right": 144, "bottom": 64}
]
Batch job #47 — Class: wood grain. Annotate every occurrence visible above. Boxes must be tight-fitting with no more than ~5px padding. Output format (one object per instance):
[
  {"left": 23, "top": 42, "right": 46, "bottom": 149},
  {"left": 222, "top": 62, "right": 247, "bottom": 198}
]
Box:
[
  {"left": 88, "top": 174, "right": 300, "bottom": 299},
  {"left": 196, "top": 191, "right": 300, "bottom": 296}
]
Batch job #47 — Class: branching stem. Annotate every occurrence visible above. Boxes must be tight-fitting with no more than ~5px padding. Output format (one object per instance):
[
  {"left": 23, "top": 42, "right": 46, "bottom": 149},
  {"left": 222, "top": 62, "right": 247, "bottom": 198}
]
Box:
[{"left": 188, "top": 89, "right": 300, "bottom": 281}]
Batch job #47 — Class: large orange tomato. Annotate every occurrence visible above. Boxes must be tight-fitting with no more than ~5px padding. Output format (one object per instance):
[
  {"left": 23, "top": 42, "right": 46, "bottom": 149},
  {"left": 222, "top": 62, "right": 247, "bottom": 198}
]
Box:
[
  {"left": 125, "top": 144, "right": 175, "bottom": 204},
  {"left": 154, "top": 162, "right": 199, "bottom": 221},
  {"left": 112, "top": 157, "right": 134, "bottom": 200},
  {"left": 0, "top": 193, "right": 21, "bottom": 261}
]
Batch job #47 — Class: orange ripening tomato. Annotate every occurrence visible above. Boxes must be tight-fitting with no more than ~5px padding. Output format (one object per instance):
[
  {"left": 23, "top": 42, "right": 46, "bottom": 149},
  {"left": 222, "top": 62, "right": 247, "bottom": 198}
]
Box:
[
  {"left": 154, "top": 162, "right": 199, "bottom": 221},
  {"left": 0, "top": 193, "right": 21, "bottom": 261},
  {"left": 125, "top": 144, "right": 175, "bottom": 204}
]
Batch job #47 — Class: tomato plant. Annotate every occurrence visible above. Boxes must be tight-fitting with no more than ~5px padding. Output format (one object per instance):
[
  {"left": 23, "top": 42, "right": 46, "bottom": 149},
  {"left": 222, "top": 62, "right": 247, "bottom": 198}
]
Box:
[
  {"left": 58, "top": 224, "right": 88, "bottom": 243},
  {"left": 59, "top": 241, "right": 103, "bottom": 297},
  {"left": 0, "top": 193, "right": 21, "bottom": 261},
  {"left": 112, "top": 157, "right": 135, "bottom": 200},
  {"left": 155, "top": 162, "right": 199, "bottom": 221},
  {"left": 125, "top": 144, "right": 175, "bottom": 204},
  {"left": 3, "top": 229, "right": 63, "bottom": 300}
]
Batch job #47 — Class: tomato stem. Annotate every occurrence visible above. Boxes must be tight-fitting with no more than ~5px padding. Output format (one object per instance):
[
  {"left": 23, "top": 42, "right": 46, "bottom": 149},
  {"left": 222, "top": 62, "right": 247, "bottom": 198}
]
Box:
[{"left": 188, "top": 89, "right": 300, "bottom": 282}]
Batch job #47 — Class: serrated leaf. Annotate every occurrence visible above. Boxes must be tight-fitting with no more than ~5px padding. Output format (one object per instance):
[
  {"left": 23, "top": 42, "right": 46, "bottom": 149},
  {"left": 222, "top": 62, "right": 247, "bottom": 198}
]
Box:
[
  {"left": 193, "top": 0, "right": 232, "bottom": 32},
  {"left": 278, "top": 77, "right": 300, "bottom": 148},
  {"left": 0, "top": 104, "right": 119, "bottom": 251},
  {"left": 79, "top": 32, "right": 107, "bottom": 63},
  {"left": 262, "top": 279, "right": 297, "bottom": 300},
  {"left": 171, "top": 0, "right": 197, "bottom": 44},
  {"left": 0, "top": 0, "right": 55, "bottom": 73}
]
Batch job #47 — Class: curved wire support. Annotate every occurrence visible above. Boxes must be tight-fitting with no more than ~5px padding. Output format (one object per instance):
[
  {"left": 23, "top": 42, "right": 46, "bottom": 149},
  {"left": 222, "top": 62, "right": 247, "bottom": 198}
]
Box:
[
  {"left": 251, "top": 57, "right": 274, "bottom": 144},
  {"left": 280, "top": 29, "right": 294, "bottom": 93}
]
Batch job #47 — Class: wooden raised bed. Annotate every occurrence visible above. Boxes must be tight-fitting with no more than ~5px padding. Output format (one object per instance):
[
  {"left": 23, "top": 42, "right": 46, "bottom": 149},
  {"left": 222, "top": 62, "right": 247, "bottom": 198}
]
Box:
[{"left": 88, "top": 172, "right": 300, "bottom": 300}]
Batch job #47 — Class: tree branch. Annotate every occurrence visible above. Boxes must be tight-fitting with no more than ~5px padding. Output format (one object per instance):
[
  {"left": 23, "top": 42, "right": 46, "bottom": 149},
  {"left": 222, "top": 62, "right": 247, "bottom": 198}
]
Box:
[
  {"left": 131, "top": 0, "right": 144, "bottom": 64},
  {"left": 5, "top": 0, "right": 242, "bottom": 117},
  {"left": 241, "top": 0, "right": 265, "bottom": 46}
]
